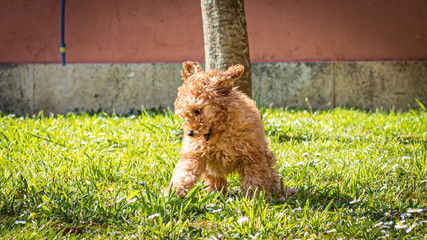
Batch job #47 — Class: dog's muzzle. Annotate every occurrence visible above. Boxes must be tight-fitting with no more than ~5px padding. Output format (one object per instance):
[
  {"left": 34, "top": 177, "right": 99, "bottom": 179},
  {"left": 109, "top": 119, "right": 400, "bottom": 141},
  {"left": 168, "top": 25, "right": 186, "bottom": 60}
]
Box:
[
  {"left": 187, "top": 128, "right": 212, "bottom": 142},
  {"left": 204, "top": 130, "right": 211, "bottom": 142}
]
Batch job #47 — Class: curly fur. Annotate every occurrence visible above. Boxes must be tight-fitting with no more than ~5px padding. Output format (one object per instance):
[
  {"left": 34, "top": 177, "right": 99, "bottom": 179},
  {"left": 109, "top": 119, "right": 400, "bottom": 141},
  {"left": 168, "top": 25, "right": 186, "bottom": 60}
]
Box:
[{"left": 165, "top": 61, "right": 297, "bottom": 198}]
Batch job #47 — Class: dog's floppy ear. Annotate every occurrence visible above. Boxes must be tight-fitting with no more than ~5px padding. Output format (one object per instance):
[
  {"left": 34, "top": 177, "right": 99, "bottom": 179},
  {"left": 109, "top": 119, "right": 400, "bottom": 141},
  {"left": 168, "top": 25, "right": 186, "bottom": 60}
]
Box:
[
  {"left": 181, "top": 61, "right": 203, "bottom": 80},
  {"left": 216, "top": 64, "right": 244, "bottom": 86}
]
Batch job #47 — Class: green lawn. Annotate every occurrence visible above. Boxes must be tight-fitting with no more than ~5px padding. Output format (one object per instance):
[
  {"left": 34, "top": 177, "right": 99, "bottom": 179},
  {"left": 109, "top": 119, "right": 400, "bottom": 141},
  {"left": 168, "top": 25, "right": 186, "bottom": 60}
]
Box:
[{"left": 1, "top": 108, "right": 426, "bottom": 239}]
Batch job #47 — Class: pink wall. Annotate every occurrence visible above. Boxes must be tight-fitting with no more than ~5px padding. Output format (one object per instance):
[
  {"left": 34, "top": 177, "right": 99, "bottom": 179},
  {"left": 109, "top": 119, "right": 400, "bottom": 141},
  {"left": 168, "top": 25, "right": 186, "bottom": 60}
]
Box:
[
  {"left": 1, "top": 0, "right": 426, "bottom": 63},
  {"left": 246, "top": 0, "right": 427, "bottom": 62},
  {"left": 0, "top": 0, "right": 204, "bottom": 63}
]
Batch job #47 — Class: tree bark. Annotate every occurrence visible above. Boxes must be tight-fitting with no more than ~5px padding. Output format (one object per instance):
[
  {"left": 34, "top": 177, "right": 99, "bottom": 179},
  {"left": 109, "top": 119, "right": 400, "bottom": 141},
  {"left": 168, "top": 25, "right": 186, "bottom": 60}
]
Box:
[{"left": 200, "top": 0, "right": 252, "bottom": 97}]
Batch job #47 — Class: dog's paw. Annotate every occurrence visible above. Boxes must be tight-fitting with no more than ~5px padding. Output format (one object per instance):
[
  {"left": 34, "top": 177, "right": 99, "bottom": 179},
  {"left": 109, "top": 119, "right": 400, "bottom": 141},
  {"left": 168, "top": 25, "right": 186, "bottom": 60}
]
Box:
[
  {"left": 276, "top": 187, "right": 298, "bottom": 202},
  {"left": 162, "top": 186, "right": 187, "bottom": 199},
  {"left": 162, "top": 188, "right": 171, "bottom": 198},
  {"left": 176, "top": 188, "right": 187, "bottom": 199},
  {"left": 287, "top": 187, "right": 298, "bottom": 195}
]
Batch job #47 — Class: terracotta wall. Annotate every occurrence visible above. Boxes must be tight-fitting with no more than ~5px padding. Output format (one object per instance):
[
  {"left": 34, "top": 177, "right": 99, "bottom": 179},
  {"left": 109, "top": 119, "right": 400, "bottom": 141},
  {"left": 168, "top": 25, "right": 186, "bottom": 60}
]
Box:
[
  {"left": 1, "top": 0, "right": 426, "bottom": 63},
  {"left": 247, "top": 0, "right": 427, "bottom": 62}
]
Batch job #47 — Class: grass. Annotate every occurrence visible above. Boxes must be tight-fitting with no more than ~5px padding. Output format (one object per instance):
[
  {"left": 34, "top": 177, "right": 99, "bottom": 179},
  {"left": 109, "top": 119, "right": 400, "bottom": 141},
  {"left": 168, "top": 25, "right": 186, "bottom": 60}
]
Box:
[{"left": 0, "top": 107, "right": 426, "bottom": 239}]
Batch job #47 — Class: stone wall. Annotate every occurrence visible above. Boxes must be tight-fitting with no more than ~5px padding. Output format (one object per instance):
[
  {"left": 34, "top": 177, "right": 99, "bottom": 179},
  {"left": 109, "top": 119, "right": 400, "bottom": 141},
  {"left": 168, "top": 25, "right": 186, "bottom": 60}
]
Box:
[
  {"left": 1, "top": 62, "right": 426, "bottom": 115},
  {"left": 253, "top": 62, "right": 427, "bottom": 111}
]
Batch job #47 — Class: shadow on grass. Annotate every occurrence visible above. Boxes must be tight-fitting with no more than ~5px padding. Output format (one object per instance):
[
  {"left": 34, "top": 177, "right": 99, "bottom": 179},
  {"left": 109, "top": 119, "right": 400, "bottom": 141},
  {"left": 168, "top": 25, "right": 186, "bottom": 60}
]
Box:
[
  {"left": 268, "top": 132, "right": 426, "bottom": 145},
  {"left": 286, "top": 184, "right": 352, "bottom": 210},
  {"left": 280, "top": 184, "right": 390, "bottom": 224}
]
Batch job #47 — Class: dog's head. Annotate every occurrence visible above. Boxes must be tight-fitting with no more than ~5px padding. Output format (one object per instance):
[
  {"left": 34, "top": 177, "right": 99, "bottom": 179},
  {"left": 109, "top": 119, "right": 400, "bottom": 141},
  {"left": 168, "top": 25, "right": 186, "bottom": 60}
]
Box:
[{"left": 174, "top": 61, "right": 244, "bottom": 141}]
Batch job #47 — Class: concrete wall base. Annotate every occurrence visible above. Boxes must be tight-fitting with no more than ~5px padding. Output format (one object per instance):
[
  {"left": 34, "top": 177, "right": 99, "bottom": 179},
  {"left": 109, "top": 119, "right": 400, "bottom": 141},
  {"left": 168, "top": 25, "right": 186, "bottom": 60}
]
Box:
[{"left": 1, "top": 62, "right": 426, "bottom": 115}]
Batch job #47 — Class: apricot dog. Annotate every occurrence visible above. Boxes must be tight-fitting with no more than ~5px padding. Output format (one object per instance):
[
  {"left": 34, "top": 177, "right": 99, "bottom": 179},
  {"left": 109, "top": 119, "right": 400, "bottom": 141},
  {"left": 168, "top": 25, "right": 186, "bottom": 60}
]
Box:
[{"left": 165, "top": 61, "right": 297, "bottom": 198}]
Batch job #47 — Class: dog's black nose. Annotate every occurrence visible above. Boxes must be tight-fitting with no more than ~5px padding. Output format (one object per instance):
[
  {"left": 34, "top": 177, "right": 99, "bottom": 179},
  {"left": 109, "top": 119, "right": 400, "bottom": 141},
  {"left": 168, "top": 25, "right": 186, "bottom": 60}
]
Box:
[{"left": 187, "top": 130, "right": 194, "bottom": 137}]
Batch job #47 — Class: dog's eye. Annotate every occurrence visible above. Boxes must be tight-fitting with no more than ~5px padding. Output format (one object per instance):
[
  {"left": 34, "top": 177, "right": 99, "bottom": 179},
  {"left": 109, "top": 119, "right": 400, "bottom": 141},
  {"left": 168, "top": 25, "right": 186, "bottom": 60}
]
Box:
[{"left": 194, "top": 109, "right": 201, "bottom": 115}]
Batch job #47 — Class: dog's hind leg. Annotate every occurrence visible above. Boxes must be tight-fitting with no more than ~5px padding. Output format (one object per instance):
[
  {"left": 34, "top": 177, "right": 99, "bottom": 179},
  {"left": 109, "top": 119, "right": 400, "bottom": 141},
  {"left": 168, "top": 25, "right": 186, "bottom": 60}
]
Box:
[
  {"left": 238, "top": 154, "right": 297, "bottom": 199},
  {"left": 238, "top": 160, "right": 271, "bottom": 198}
]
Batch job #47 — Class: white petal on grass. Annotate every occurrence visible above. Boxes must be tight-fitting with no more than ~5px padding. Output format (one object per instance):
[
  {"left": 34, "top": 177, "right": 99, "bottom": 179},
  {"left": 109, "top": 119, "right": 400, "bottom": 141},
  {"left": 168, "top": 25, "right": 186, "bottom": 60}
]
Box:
[
  {"left": 326, "top": 222, "right": 334, "bottom": 228},
  {"left": 14, "top": 220, "right": 26, "bottom": 225},
  {"left": 407, "top": 208, "right": 423, "bottom": 213},
  {"left": 421, "top": 179, "right": 427, "bottom": 183},
  {"left": 380, "top": 230, "right": 390, "bottom": 238},
  {"left": 384, "top": 221, "right": 394, "bottom": 226},
  {"left": 291, "top": 207, "right": 303, "bottom": 213},
  {"left": 205, "top": 203, "right": 215, "bottom": 208},
  {"left": 384, "top": 212, "right": 392, "bottom": 217},
  {"left": 147, "top": 213, "right": 160, "bottom": 219},
  {"left": 400, "top": 213, "right": 412, "bottom": 219},
  {"left": 237, "top": 216, "right": 249, "bottom": 224},
  {"left": 307, "top": 234, "right": 317, "bottom": 240},
  {"left": 277, "top": 211, "right": 286, "bottom": 218},
  {"left": 127, "top": 198, "right": 137, "bottom": 204},
  {"left": 373, "top": 221, "right": 383, "bottom": 228},
  {"left": 394, "top": 220, "right": 407, "bottom": 229},
  {"left": 212, "top": 208, "right": 222, "bottom": 214},
  {"left": 226, "top": 197, "right": 234, "bottom": 203},
  {"left": 326, "top": 228, "right": 337, "bottom": 233},
  {"left": 406, "top": 223, "right": 417, "bottom": 233},
  {"left": 349, "top": 199, "right": 361, "bottom": 204}
]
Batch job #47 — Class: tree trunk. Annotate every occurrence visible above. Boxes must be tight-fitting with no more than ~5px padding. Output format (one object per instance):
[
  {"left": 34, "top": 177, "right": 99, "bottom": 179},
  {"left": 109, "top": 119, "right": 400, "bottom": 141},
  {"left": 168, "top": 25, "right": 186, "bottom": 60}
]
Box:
[{"left": 200, "top": 0, "right": 252, "bottom": 97}]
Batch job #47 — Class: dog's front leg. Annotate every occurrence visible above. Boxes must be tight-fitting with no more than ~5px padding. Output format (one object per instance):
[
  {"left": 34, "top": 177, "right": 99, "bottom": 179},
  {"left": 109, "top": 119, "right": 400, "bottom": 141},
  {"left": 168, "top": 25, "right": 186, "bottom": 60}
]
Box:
[
  {"left": 165, "top": 157, "right": 206, "bottom": 198},
  {"left": 202, "top": 172, "right": 229, "bottom": 195}
]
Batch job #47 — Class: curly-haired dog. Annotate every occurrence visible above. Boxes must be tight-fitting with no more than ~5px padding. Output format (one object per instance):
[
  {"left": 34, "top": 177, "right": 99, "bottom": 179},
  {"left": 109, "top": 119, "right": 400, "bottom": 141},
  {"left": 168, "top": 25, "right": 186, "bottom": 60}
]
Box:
[{"left": 165, "top": 61, "right": 297, "bottom": 199}]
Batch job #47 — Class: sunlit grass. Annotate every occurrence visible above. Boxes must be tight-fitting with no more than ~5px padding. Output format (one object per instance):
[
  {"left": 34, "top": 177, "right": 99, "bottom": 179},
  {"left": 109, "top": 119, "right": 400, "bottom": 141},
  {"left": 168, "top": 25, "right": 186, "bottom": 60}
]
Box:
[{"left": 1, "top": 108, "right": 426, "bottom": 239}]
